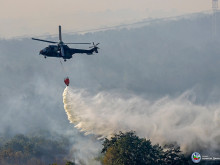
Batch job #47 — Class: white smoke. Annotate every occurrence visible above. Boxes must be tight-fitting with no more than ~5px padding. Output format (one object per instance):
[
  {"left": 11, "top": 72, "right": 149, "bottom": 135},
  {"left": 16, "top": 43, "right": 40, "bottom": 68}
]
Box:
[{"left": 63, "top": 87, "right": 220, "bottom": 153}]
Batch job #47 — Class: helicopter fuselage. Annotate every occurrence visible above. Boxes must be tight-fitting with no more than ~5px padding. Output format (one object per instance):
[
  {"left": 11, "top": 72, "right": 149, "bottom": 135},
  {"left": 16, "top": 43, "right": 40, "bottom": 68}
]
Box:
[
  {"left": 39, "top": 44, "right": 98, "bottom": 60},
  {"left": 40, "top": 45, "right": 72, "bottom": 59}
]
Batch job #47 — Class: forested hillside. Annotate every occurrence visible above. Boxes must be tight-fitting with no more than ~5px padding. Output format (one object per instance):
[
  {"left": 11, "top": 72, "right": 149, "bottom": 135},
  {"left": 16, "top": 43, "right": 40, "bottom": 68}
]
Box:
[{"left": 0, "top": 131, "right": 71, "bottom": 165}]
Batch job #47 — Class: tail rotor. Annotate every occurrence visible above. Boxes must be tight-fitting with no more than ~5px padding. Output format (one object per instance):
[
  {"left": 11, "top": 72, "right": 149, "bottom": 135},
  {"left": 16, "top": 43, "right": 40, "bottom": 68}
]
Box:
[
  {"left": 89, "top": 42, "right": 100, "bottom": 53},
  {"left": 89, "top": 42, "right": 100, "bottom": 48}
]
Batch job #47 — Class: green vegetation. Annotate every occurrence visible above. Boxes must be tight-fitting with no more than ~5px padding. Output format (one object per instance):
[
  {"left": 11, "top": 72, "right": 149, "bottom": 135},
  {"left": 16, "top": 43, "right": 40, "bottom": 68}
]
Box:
[
  {"left": 2, "top": 131, "right": 218, "bottom": 165},
  {"left": 0, "top": 132, "right": 71, "bottom": 165},
  {"left": 49, "top": 161, "right": 75, "bottom": 165},
  {"left": 101, "top": 131, "right": 188, "bottom": 165}
]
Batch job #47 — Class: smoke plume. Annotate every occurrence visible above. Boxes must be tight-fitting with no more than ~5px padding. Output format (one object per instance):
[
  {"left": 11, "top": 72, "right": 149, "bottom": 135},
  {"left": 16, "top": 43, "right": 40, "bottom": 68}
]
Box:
[{"left": 63, "top": 87, "right": 220, "bottom": 154}]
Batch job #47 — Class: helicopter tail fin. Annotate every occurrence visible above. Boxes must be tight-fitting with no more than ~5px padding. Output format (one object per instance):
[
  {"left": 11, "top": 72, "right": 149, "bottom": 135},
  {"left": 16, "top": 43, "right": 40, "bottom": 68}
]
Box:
[{"left": 93, "top": 47, "right": 98, "bottom": 53}]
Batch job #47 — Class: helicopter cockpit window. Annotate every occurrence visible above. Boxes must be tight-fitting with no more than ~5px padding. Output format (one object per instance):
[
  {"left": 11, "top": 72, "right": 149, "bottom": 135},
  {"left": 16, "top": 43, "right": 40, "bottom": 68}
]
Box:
[{"left": 43, "top": 48, "right": 48, "bottom": 53}]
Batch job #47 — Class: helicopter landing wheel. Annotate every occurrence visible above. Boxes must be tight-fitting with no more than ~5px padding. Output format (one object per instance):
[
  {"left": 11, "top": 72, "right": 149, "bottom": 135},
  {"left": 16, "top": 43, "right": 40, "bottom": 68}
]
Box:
[
  {"left": 64, "top": 59, "right": 66, "bottom": 62},
  {"left": 44, "top": 56, "right": 47, "bottom": 59}
]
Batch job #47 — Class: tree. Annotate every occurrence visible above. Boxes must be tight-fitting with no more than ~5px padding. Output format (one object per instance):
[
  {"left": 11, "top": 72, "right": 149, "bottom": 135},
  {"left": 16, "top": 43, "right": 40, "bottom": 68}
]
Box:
[
  {"left": 101, "top": 131, "right": 189, "bottom": 165},
  {"left": 163, "top": 144, "right": 188, "bottom": 165},
  {"left": 0, "top": 132, "right": 71, "bottom": 165},
  {"left": 65, "top": 161, "right": 75, "bottom": 165}
]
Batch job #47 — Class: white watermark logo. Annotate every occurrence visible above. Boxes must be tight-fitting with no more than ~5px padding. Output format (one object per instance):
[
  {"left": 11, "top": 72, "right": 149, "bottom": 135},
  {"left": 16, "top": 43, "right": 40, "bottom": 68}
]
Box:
[{"left": 191, "top": 152, "right": 201, "bottom": 163}]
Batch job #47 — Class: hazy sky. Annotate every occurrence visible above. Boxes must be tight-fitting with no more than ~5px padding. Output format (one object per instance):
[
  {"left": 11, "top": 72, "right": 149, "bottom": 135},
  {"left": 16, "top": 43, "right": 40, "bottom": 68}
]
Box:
[
  {"left": 1, "top": 5, "right": 220, "bottom": 160},
  {"left": 0, "top": 0, "right": 213, "bottom": 38}
]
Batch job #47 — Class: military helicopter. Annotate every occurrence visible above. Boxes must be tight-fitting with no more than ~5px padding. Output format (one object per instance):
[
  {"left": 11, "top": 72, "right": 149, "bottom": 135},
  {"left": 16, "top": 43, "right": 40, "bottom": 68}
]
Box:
[{"left": 32, "top": 25, "right": 99, "bottom": 61}]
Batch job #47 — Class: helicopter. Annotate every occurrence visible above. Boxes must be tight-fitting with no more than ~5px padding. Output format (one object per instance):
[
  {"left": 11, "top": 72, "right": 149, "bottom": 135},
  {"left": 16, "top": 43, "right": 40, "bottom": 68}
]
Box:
[{"left": 32, "top": 25, "right": 99, "bottom": 61}]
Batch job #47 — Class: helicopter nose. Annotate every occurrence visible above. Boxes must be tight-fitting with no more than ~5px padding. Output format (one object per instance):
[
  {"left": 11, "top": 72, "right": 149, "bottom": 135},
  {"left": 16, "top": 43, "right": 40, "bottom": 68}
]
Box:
[{"left": 40, "top": 48, "right": 46, "bottom": 55}]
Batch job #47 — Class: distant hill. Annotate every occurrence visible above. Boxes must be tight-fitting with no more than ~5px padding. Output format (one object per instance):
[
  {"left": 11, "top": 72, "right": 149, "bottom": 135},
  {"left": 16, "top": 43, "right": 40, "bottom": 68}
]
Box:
[{"left": 0, "top": 131, "right": 70, "bottom": 165}]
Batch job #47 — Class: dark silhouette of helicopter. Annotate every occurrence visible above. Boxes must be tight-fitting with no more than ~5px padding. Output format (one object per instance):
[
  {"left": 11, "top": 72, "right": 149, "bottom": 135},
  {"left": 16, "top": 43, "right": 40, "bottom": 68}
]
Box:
[{"left": 32, "top": 25, "right": 99, "bottom": 61}]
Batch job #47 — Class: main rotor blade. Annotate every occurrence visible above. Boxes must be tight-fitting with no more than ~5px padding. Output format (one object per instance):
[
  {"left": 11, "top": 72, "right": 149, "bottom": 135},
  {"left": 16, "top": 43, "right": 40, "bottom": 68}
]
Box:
[
  {"left": 32, "top": 38, "right": 58, "bottom": 44},
  {"left": 59, "top": 25, "right": 62, "bottom": 42},
  {"left": 65, "top": 43, "right": 91, "bottom": 44}
]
